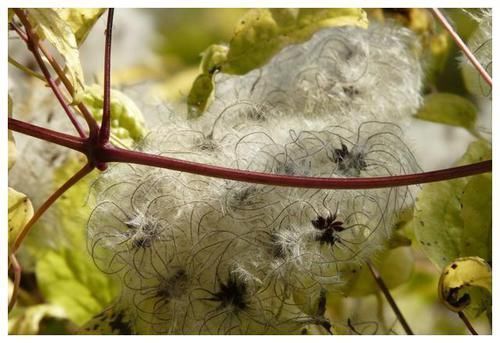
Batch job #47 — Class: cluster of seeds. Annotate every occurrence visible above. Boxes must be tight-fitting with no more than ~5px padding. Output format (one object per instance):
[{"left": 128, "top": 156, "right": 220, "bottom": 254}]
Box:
[{"left": 87, "top": 24, "right": 422, "bottom": 334}]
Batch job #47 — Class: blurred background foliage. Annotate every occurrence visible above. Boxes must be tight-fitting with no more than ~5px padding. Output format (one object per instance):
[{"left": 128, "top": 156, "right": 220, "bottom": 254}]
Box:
[{"left": 8, "top": 8, "right": 491, "bottom": 334}]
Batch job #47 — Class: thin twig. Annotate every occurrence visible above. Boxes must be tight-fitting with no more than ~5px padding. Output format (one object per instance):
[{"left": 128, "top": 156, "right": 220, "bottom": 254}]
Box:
[
  {"left": 37, "top": 43, "right": 100, "bottom": 137},
  {"left": 14, "top": 9, "right": 87, "bottom": 138},
  {"left": 11, "top": 163, "right": 94, "bottom": 254},
  {"left": 8, "top": 254, "right": 22, "bottom": 313},
  {"left": 8, "top": 56, "right": 45, "bottom": 81},
  {"left": 458, "top": 311, "right": 478, "bottom": 335},
  {"left": 366, "top": 260, "right": 414, "bottom": 335},
  {"left": 431, "top": 8, "right": 492, "bottom": 86},
  {"left": 99, "top": 8, "right": 114, "bottom": 145}
]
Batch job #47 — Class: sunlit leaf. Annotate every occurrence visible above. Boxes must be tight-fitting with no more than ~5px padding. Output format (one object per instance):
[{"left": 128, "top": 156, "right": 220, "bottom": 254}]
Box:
[
  {"left": 83, "top": 84, "right": 147, "bottom": 146},
  {"left": 414, "top": 140, "right": 491, "bottom": 269},
  {"left": 8, "top": 188, "right": 34, "bottom": 254},
  {"left": 415, "top": 93, "right": 477, "bottom": 130},
  {"left": 224, "top": 8, "right": 367, "bottom": 75},
  {"left": 188, "top": 8, "right": 368, "bottom": 117},
  {"left": 438, "top": 256, "right": 491, "bottom": 312},
  {"left": 35, "top": 155, "right": 119, "bottom": 326},
  {"left": 8, "top": 304, "right": 66, "bottom": 335},
  {"left": 27, "top": 9, "right": 85, "bottom": 102},
  {"left": 55, "top": 8, "right": 106, "bottom": 46}
]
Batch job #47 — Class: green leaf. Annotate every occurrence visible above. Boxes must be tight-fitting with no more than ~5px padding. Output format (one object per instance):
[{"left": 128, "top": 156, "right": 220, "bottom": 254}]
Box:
[
  {"left": 35, "top": 156, "right": 119, "bottom": 326},
  {"left": 27, "top": 9, "right": 85, "bottom": 102},
  {"left": 55, "top": 9, "right": 106, "bottom": 46},
  {"left": 223, "top": 8, "right": 368, "bottom": 75},
  {"left": 461, "top": 174, "right": 492, "bottom": 261},
  {"left": 187, "top": 73, "right": 215, "bottom": 119},
  {"left": 187, "top": 8, "right": 368, "bottom": 117},
  {"left": 8, "top": 188, "right": 34, "bottom": 254},
  {"left": 438, "top": 257, "right": 491, "bottom": 313},
  {"left": 415, "top": 93, "right": 477, "bottom": 130},
  {"left": 83, "top": 84, "right": 147, "bottom": 146},
  {"left": 343, "top": 246, "right": 415, "bottom": 297},
  {"left": 8, "top": 304, "right": 66, "bottom": 334},
  {"left": 414, "top": 140, "right": 491, "bottom": 269},
  {"left": 36, "top": 248, "right": 119, "bottom": 326}
]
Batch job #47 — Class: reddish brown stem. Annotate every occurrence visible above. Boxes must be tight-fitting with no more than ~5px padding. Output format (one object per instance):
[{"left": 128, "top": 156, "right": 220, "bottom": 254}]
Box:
[
  {"left": 8, "top": 117, "right": 86, "bottom": 153},
  {"left": 8, "top": 118, "right": 492, "bottom": 189},
  {"left": 432, "top": 8, "right": 492, "bottom": 86},
  {"left": 14, "top": 9, "right": 87, "bottom": 138},
  {"left": 11, "top": 163, "right": 94, "bottom": 254},
  {"left": 100, "top": 145, "right": 492, "bottom": 189},
  {"left": 367, "top": 261, "right": 414, "bottom": 335},
  {"left": 8, "top": 254, "right": 22, "bottom": 313},
  {"left": 99, "top": 8, "right": 114, "bottom": 145},
  {"left": 458, "top": 311, "right": 478, "bottom": 335},
  {"left": 37, "top": 43, "right": 100, "bottom": 138}
]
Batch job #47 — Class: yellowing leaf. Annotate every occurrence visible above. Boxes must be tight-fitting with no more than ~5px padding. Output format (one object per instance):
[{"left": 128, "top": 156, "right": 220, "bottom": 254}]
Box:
[
  {"left": 8, "top": 304, "right": 66, "bottom": 335},
  {"left": 461, "top": 174, "right": 491, "bottom": 261},
  {"left": 415, "top": 93, "right": 477, "bottom": 130},
  {"left": 438, "top": 257, "right": 491, "bottom": 312},
  {"left": 83, "top": 84, "right": 147, "bottom": 146},
  {"left": 8, "top": 188, "right": 34, "bottom": 254},
  {"left": 35, "top": 155, "right": 119, "bottom": 326},
  {"left": 224, "top": 8, "right": 368, "bottom": 75},
  {"left": 188, "top": 8, "right": 368, "bottom": 117},
  {"left": 414, "top": 140, "right": 491, "bottom": 269},
  {"left": 55, "top": 8, "right": 106, "bottom": 46},
  {"left": 27, "top": 9, "right": 85, "bottom": 102}
]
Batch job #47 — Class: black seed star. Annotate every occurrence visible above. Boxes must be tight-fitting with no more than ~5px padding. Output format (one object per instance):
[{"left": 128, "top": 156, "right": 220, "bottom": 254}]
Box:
[
  {"left": 311, "top": 214, "right": 347, "bottom": 246},
  {"left": 332, "top": 143, "right": 367, "bottom": 175},
  {"left": 207, "top": 273, "right": 249, "bottom": 312}
]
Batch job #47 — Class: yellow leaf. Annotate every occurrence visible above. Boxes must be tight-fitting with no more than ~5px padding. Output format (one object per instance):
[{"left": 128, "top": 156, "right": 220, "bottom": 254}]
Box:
[
  {"left": 55, "top": 8, "right": 106, "bottom": 46},
  {"left": 82, "top": 84, "right": 147, "bottom": 146},
  {"left": 188, "top": 8, "right": 368, "bottom": 117},
  {"left": 8, "top": 188, "right": 34, "bottom": 253},
  {"left": 438, "top": 256, "right": 491, "bottom": 312},
  {"left": 224, "top": 8, "right": 368, "bottom": 75},
  {"left": 27, "top": 9, "right": 85, "bottom": 102}
]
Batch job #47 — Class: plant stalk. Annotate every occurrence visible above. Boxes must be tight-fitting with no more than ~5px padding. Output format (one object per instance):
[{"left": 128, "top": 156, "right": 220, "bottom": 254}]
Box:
[
  {"left": 366, "top": 260, "right": 414, "bottom": 335},
  {"left": 432, "top": 8, "right": 492, "bottom": 86}
]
